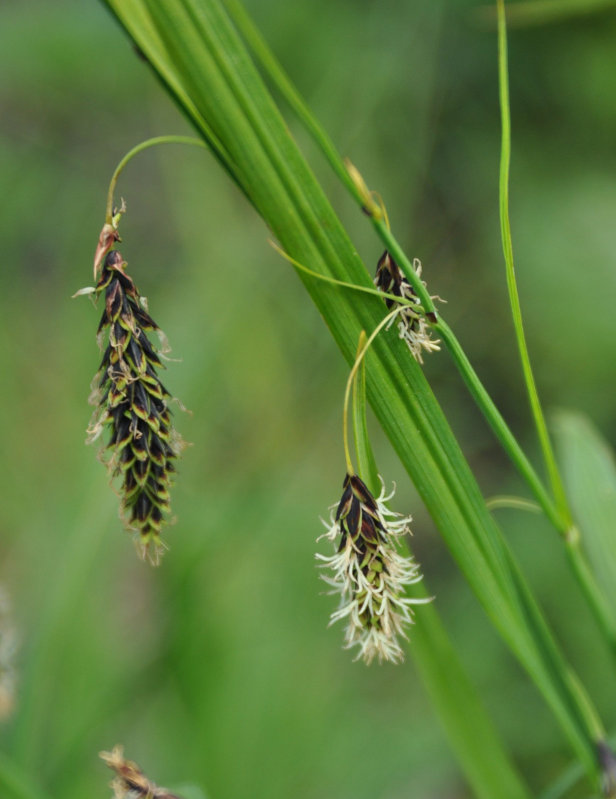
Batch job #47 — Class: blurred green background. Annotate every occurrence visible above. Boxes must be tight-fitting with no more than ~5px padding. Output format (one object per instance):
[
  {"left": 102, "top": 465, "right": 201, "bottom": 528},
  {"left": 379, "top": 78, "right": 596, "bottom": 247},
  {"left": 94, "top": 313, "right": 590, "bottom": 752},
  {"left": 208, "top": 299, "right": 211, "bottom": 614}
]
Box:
[{"left": 1, "top": 0, "right": 616, "bottom": 797}]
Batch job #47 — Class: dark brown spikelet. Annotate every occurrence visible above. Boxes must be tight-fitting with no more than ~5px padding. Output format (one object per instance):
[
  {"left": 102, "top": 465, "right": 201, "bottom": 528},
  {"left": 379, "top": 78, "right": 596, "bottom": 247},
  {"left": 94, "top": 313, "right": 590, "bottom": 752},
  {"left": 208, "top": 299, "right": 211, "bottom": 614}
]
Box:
[
  {"left": 374, "top": 250, "right": 408, "bottom": 307},
  {"left": 374, "top": 250, "right": 440, "bottom": 364},
  {"left": 335, "top": 474, "right": 391, "bottom": 606},
  {"left": 100, "top": 746, "right": 182, "bottom": 799},
  {"left": 88, "top": 249, "right": 182, "bottom": 564},
  {"left": 317, "top": 473, "right": 423, "bottom": 663}
]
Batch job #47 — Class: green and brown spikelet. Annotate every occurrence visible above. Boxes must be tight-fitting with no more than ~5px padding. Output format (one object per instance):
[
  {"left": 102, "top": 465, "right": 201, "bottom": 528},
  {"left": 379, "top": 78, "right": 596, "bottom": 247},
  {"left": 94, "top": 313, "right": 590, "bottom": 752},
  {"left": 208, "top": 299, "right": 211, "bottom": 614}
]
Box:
[
  {"left": 88, "top": 248, "right": 182, "bottom": 564},
  {"left": 317, "top": 473, "right": 426, "bottom": 664},
  {"left": 374, "top": 250, "right": 441, "bottom": 364}
]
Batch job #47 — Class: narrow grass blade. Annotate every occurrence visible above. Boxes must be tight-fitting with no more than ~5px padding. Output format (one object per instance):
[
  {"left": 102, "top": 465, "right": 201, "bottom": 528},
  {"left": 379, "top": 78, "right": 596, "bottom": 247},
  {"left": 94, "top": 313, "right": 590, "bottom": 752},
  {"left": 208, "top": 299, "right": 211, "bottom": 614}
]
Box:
[
  {"left": 99, "top": 0, "right": 607, "bottom": 786},
  {"left": 496, "top": 0, "right": 569, "bottom": 521},
  {"left": 409, "top": 597, "right": 531, "bottom": 799}
]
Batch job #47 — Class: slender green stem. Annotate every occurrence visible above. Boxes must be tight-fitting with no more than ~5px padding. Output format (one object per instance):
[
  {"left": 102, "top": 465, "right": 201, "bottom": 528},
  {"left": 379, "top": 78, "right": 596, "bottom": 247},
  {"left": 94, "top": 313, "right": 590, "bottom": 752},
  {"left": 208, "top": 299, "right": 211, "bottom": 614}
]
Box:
[
  {"left": 496, "top": 0, "right": 570, "bottom": 522},
  {"left": 350, "top": 332, "right": 371, "bottom": 481},
  {"left": 564, "top": 526, "right": 616, "bottom": 656},
  {"left": 269, "top": 240, "right": 423, "bottom": 315},
  {"left": 105, "top": 135, "right": 208, "bottom": 223},
  {"left": 441, "top": 311, "right": 616, "bottom": 649},
  {"left": 436, "top": 318, "right": 564, "bottom": 529},
  {"left": 342, "top": 308, "right": 404, "bottom": 475}
]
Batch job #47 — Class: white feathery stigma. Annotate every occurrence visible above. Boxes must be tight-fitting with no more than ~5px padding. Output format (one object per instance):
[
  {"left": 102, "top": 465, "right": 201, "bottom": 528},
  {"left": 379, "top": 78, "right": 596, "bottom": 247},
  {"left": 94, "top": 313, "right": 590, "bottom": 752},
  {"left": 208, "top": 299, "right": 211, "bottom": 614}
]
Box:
[
  {"left": 374, "top": 252, "right": 441, "bottom": 364},
  {"left": 317, "top": 474, "right": 429, "bottom": 664}
]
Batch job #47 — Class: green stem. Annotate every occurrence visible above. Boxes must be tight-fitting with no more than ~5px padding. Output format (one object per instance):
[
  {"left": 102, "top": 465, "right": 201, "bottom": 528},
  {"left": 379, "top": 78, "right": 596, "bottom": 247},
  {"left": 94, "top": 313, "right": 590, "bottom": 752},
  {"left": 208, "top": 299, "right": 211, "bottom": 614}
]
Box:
[
  {"left": 496, "top": 0, "right": 570, "bottom": 522},
  {"left": 342, "top": 308, "right": 404, "bottom": 475},
  {"left": 351, "top": 332, "right": 380, "bottom": 489},
  {"left": 436, "top": 318, "right": 563, "bottom": 529},
  {"left": 564, "top": 526, "right": 616, "bottom": 656},
  {"left": 270, "top": 240, "right": 424, "bottom": 315},
  {"left": 105, "top": 135, "right": 207, "bottom": 223},
  {"left": 440, "top": 306, "right": 616, "bottom": 651}
]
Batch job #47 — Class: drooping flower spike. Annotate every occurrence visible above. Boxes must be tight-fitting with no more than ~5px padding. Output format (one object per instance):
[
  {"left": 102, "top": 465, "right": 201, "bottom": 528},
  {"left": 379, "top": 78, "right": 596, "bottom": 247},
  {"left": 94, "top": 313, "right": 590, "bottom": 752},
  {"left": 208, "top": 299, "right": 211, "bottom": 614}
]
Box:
[
  {"left": 315, "top": 315, "right": 431, "bottom": 664},
  {"left": 374, "top": 250, "right": 441, "bottom": 364},
  {"left": 85, "top": 246, "right": 183, "bottom": 564},
  {"left": 77, "top": 138, "right": 206, "bottom": 563},
  {"left": 317, "top": 473, "right": 427, "bottom": 664}
]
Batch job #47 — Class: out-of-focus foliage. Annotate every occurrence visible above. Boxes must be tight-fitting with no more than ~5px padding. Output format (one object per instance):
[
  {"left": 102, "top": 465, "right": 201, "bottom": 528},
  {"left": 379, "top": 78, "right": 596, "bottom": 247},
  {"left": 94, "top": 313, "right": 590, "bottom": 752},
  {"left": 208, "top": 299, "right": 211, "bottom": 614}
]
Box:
[{"left": 1, "top": 1, "right": 615, "bottom": 797}]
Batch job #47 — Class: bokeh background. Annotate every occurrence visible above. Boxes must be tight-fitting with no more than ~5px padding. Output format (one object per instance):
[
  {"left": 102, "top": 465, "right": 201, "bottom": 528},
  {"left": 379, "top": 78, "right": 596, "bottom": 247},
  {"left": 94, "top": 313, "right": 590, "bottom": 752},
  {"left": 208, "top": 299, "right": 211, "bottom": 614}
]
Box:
[{"left": 2, "top": 1, "right": 616, "bottom": 797}]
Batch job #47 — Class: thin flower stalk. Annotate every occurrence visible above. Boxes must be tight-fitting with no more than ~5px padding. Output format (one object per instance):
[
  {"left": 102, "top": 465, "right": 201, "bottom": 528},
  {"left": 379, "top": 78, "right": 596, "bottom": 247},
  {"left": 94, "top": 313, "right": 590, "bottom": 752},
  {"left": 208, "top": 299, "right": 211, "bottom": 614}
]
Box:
[
  {"left": 318, "top": 473, "right": 427, "bottom": 664},
  {"left": 100, "top": 746, "right": 182, "bottom": 799},
  {"left": 374, "top": 250, "right": 440, "bottom": 364},
  {"left": 86, "top": 248, "right": 183, "bottom": 564}
]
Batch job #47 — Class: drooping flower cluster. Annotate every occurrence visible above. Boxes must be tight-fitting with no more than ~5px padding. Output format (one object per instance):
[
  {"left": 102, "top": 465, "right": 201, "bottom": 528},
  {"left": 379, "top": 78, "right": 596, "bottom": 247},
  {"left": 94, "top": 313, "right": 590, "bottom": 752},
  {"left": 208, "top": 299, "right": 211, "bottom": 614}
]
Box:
[
  {"left": 317, "top": 473, "right": 426, "bottom": 664},
  {"left": 100, "top": 746, "right": 181, "bottom": 799},
  {"left": 87, "top": 249, "right": 182, "bottom": 564},
  {"left": 374, "top": 250, "right": 441, "bottom": 363}
]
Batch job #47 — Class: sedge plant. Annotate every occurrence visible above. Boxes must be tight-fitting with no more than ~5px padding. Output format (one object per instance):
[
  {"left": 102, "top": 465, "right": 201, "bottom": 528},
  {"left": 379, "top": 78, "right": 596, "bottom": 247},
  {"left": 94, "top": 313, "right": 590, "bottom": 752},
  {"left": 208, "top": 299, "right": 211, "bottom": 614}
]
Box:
[
  {"left": 88, "top": 0, "right": 615, "bottom": 795},
  {"left": 4, "top": 1, "right": 614, "bottom": 799}
]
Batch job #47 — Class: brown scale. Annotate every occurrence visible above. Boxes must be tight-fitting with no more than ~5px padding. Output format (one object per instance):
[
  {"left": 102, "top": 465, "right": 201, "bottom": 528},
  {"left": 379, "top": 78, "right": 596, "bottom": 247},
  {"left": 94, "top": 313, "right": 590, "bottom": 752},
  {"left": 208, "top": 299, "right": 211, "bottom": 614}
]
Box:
[
  {"left": 335, "top": 473, "right": 391, "bottom": 632},
  {"left": 374, "top": 250, "right": 421, "bottom": 333}
]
